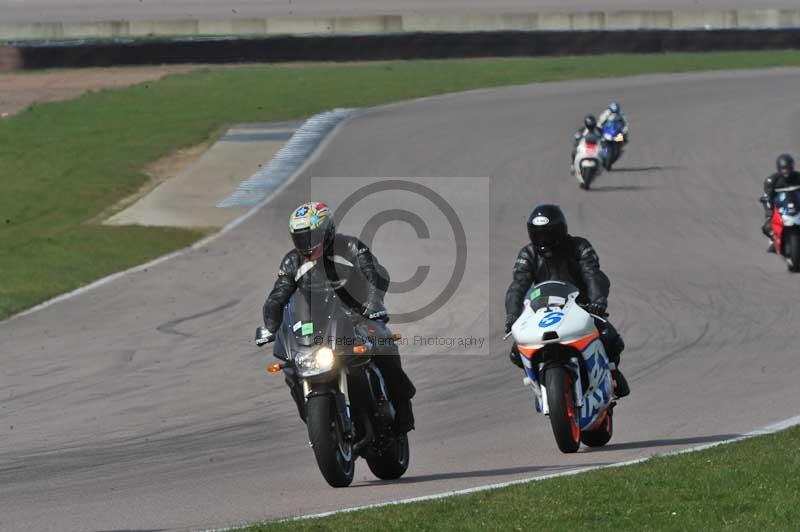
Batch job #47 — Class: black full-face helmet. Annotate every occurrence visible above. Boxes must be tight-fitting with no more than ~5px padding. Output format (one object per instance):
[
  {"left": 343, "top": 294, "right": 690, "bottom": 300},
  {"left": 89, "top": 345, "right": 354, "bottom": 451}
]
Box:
[
  {"left": 777, "top": 154, "right": 795, "bottom": 177},
  {"left": 584, "top": 114, "right": 598, "bottom": 130},
  {"left": 288, "top": 201, "right": 336, "bottom": 259},
  {"left": 527, "top": 204, "right": 568, "bottom": 256}
]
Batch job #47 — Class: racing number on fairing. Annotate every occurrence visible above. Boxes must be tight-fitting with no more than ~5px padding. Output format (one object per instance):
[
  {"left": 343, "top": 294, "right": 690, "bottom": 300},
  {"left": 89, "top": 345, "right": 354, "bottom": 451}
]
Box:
[{"left": 538, "top": 312, "right": 564, "bottom": 328}]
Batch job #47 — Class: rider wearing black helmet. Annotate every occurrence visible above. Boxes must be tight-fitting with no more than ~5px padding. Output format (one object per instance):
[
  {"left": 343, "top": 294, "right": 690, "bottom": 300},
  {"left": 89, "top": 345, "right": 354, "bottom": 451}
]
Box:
[
  {"left": 504, "top": 204, "right": 630, "bottom": 397},
  {"left": 259, "top": 201, "right": 416, "bottom": 432},
  {"left": 571, "top": 114, "right": 604, "bottom": 169},
  {"left": 762, "top": 154, "right": 800, "bottom": 252}
]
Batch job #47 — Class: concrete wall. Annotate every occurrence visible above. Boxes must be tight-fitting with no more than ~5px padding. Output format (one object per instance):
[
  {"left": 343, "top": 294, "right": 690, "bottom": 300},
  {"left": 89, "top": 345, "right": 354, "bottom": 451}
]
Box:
[{"left": 2, "top": 9, "right": 800, "bottom": 41}]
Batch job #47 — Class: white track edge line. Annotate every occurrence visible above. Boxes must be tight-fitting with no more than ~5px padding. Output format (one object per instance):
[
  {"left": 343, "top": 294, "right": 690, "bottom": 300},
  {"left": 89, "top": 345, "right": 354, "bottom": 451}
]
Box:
[
  {"left": 197, "top": 413, "right": 800, "bottom": 532},
  {"left": 2, "top": 109, "right": 359, "bottom": 324}
]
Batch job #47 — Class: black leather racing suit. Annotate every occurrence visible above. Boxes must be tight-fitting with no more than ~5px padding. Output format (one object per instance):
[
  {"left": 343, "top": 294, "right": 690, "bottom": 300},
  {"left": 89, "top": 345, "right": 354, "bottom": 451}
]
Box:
[
  {"left": 505, "top": 236, "right": 625, "bottom": 364},
  {"left": 762, "top": 170, "right": 800, "bottom": 237},
  {"left": 263, "top": 234, "right": 415, "bottom": 422}
]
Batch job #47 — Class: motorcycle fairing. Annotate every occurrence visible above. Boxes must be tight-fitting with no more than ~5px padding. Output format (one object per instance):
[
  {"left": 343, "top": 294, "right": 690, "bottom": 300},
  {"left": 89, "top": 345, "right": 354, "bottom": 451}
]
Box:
[{"left": 513, "top": 281, "right": 613, "bottom": 430}]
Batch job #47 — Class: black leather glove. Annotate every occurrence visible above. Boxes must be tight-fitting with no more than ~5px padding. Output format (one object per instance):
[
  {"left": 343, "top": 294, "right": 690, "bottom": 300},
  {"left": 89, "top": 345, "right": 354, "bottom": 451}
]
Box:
[
  {"left": 255, "top": 326, "right": 275, "bottom": 346},
  {"left": 582, "top": 303, "right": 608, "bottom": 318},
  {"left": 362, "top": 305, "right": 388, "bottom": 321},
  {"left": 504, "top": 316, "right": 516, "bottom": 334}
]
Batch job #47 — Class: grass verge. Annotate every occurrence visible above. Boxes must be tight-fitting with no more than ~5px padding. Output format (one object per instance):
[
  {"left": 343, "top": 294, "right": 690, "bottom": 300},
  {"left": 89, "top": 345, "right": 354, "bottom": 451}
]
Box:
[
  {"left": 237, "top": 425, "right": 800, "bottom": 532},
  {"left": 3, "top": 50, "right": 800, "bottom": 319}
]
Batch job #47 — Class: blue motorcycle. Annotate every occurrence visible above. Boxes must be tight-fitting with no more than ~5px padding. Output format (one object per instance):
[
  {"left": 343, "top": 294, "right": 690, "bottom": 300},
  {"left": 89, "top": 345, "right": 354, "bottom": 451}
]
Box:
[{"left": 601, "top": 119, "right": 626, "bottom": 171}]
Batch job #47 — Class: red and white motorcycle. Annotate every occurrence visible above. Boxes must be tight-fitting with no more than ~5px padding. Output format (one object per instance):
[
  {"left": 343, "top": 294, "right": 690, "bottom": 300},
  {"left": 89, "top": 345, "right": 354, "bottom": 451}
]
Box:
[{"left": 572, "top": 133, "right": 605, "bottom": 190}]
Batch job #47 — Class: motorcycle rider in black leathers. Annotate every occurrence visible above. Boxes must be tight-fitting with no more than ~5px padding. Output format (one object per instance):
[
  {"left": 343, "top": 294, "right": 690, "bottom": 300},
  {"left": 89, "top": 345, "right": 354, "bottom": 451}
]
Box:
[
  {"left": 258, "top": 201, "right": 416, "bottom": 433},
  {"left": 571, "top": 114, "right": 604, "bottom": 172},
  {"left": 762, "top": 154, "right": 800, "bottom": 253},
  {"left": 504, "top": 204, "right": 630, "bottom": 398}
]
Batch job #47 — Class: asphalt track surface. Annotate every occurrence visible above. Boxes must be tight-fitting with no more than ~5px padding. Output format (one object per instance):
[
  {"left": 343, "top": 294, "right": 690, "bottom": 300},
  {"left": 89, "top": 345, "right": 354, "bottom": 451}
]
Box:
[
  {"left": 1, "top": 0, "right": 795, "bottom": 23},
  {"left": 3, "top": 68, "right": 800, "bottom": 532}
]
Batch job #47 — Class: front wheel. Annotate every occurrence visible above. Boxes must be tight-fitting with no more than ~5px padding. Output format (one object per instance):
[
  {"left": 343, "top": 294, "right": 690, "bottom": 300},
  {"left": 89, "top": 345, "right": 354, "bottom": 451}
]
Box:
[
  {"left": 307, "top": 395, "right": 355, "bottom": 487},
  {"left": 580, "top": 168, "right": 594, "bottom": 190},
  {"left": 366, "top": 433, "right": 410, "bottom": 480},
  {"left": 785, "top": 232, "right": 800, "bottom": 272},
  {"left": 545, "top": 367, "right": 581, "bottom": 453},
  {"left": 581, "top": 407, "right": 613, "bottom": 447}
]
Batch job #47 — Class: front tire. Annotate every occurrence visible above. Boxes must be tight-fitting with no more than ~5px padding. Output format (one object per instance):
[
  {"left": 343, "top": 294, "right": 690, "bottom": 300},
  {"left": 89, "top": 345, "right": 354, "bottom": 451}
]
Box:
[
  {"left": 581, "top": 169, "right": 593, "bottom": 190},
  {"left": 786, "top": 232, "right": 800, "bottom": 272},
  {"left": 545, "top": 367, "right": 581, "bottom": 453},
  {"left": 581, "top": 407, "right": 613, "bottom": 447},
  {"left": 307, "top": 395, "right": 355, "bottom": 487},
  {"left": 366, "top": 434, "right": 410, "bottom": 480},
  {"left": 603, "top": 148, "right": 614, "bottom": 171}
]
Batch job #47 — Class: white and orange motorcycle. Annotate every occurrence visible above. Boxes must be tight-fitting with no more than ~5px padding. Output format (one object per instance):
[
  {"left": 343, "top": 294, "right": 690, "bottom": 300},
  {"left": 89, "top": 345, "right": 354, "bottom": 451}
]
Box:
[{"left": 508, "top": 281, "right": 617, "bottom": 453}]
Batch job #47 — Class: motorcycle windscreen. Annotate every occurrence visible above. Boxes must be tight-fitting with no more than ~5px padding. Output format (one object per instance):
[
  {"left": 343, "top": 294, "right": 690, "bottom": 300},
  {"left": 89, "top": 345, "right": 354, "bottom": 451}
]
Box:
[
  {"left": 603, "top": 120, "right": 623, "bottom": 135},
  {"left": 526, "top": 281, "right": 579, "bottom": 312},
  {"left": 282, "top": 286, "right": 356, "bottom": 353},
  {"left": 583, "top": 133, "right": 601, "bottom": 146},
  {"left": 775, "top": 190, "right": 800, "bottom": 216}
]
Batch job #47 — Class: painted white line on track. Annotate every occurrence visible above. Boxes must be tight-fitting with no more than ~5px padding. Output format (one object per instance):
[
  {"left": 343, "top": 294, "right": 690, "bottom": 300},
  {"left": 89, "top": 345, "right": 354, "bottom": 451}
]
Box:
[
  {"left": 2, "top": 108, "right": 359, "bottom": 324},
  {"left": 218, "top": 108, "right": 358, "bottom": 208},
  {"left": 197, "top": 413, "right": 800, "bottom": 532}
]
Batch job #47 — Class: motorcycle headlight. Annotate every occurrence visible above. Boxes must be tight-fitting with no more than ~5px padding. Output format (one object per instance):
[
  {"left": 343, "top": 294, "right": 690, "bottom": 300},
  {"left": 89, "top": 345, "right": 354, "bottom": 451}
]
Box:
[
  {"left": 295, "top": 347, "right": 335, "bottom": 376},
  {"left": 614, "top": 133, "right": 624, "bottom": 142},
  {"left": 315, "top": 347, "right": 334, "bottom": 368}
]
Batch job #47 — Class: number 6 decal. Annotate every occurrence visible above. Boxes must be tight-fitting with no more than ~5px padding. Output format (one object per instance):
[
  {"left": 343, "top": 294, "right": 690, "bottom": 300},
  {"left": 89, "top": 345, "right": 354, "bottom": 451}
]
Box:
[{"left": 538, "top": 312, "right": 564, "bottom": 328}]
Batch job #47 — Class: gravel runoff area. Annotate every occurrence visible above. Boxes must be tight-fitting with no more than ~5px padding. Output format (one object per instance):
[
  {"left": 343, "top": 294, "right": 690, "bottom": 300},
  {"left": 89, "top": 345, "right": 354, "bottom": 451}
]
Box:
[{"left": 0, "top": 65, "right": 198, "bottom": 117}]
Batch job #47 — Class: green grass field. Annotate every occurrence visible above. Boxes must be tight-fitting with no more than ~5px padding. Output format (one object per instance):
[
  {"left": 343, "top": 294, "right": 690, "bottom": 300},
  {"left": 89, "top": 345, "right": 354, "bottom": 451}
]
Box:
[
  {"left": 3, "top": 50, "right": 800, "bottom": 319},
  {"left": 237, "top": 425, "right": 800, "bottom": 532}
]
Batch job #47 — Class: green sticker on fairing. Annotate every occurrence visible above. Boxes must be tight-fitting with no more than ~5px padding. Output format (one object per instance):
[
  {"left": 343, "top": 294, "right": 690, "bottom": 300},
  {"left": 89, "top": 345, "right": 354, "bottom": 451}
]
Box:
[
  {"left": 530, "top": 288, "right": 541, "bottom": 300},
  {"left": 301, "top": 322, "right": 314, "bottom": 336}
]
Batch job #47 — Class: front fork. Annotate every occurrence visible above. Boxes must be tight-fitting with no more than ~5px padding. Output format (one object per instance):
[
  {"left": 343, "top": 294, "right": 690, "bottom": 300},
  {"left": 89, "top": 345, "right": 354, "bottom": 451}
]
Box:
[
  {"left": 302, "top": 368, "right": 354, "bottom": 438},
  {"left": 531, "top": 358, "right": 583, "bottom": 416}
]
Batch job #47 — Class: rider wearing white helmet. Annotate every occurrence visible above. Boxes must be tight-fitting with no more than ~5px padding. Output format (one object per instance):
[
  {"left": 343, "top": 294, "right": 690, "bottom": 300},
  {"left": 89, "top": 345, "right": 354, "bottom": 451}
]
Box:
[{"left": 598, "top": 101, "right": 629, "bottom": 142}]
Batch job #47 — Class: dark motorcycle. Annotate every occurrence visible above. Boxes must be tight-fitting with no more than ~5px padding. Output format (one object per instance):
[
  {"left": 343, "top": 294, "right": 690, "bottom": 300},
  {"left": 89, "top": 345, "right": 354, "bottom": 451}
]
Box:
[
  {"left": 761, "top": 185, "right": 800, "bottom": 272},
  {"left": 256, "top": 285, "right": 409, "bottom": 487}
]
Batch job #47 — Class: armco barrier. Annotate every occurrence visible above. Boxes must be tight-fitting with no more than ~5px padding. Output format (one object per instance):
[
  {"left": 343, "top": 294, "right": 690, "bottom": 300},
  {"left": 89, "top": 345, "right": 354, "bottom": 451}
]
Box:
[{"left": 9, "top": 28, "right": 800, "bottom": 70}]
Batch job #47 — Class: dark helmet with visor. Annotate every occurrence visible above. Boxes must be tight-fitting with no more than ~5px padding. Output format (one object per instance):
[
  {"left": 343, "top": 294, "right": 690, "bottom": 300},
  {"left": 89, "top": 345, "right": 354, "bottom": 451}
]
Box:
[
  {"left": 527, "top": 204, "right": 568, "bottom": 255},
  {"left": 776, "top": 154, "right": 795, "bottom": 177}
]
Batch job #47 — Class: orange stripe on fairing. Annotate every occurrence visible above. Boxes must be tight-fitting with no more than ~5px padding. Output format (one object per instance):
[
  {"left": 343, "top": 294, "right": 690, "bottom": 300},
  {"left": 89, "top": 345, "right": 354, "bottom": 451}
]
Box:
[
  {"left": 518, "top": 345, "right": 538, "bottom": 358},
  {"left": 566, "top": 332, "right": 600, "bottom": 352}
]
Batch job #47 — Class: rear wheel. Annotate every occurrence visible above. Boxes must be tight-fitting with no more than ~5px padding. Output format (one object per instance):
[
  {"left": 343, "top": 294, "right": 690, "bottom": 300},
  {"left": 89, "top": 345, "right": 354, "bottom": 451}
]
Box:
[
  {"left": 307, "top": 395, "right": 355, "bottom": 487},
  {"left": 366, "top": 433, "right": 410, "bottom": 480},
  {"left": 581, "top": 407, "right": 614, "bottom": 447},
  {"left": 786, "top": 232, "right": 800, "bottom": 272},
  {"left": 545, "top": 367, "right": 581, "bottom": 453}
]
